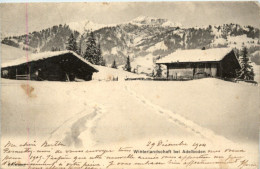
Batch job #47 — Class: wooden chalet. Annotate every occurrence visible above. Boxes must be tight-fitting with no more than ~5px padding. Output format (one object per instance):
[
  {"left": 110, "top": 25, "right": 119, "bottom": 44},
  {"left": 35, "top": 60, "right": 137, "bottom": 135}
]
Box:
[
  {"left": 156, "top": 48, "right": 241, "bottom": 79},
  {"left": 1, "top": 51, "right": 98, "bottom": 81}
]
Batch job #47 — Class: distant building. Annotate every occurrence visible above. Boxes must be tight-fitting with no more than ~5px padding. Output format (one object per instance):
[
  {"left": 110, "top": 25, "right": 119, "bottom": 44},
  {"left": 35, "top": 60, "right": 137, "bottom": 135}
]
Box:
[
  {"left": 156, "top": 48, "right": 241, "bottom": 79},
  {"left": 1, "top": 51, "right": 98, "bottom": 81}
]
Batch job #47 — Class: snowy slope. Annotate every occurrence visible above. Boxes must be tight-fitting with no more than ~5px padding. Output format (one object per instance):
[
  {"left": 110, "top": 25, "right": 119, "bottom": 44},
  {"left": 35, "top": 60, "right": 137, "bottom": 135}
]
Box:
[
  {"left": 127, "top": 78, "right": 259, "bottom": 144},
  {"left": 1, "top": 78, "right": 258, "bottom": 168},
  {"left": 1, "top": 44, "right": 31, "bottom": 63},
  {"left": 146, "top": 41, "right": 168, "bottom": 52},
  {"left": 130, "top": 54, "right": 155, "bottom": 74},
  {"left": 92, "top": 65, "right": 147, "bottom": 81},
  {"left": 252, "top": 63, "right": 260, "bottom": 83},
  {"left": 227, "top": 35, "right": 259, "bottom": 49},
  {"left": 1, "top": 78, "right": 258, "bottom": 167},
  {"left": 251, "top": 50, "right": 260, "bottom": 65},
  {"left": 1, "top": 78, "right": 258, "bottom": 145}
]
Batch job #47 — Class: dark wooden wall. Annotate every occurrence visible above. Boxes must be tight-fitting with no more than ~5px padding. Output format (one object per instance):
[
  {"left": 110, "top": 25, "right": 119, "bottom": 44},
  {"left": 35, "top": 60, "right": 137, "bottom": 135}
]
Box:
[
  {"left": 164, "top": 50, "right": 240, "bottom": 79},
  {"left": 220, "top": 51, "right": 241, "bottom": 78},
  {"left": 1, "top": 53, "right": 97, "bottom": 81}
]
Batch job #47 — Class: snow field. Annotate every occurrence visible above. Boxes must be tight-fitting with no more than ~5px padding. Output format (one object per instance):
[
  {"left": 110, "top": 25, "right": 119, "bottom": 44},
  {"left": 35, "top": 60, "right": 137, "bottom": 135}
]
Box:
[{"left": 1, "top": 78, "right": 258, "bottom": 166}]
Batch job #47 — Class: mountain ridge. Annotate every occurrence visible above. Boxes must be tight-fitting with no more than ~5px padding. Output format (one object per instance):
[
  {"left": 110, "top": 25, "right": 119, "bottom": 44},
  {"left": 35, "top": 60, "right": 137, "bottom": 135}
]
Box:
[{"left": 1, "top": 16, "right": 259, "bottom": 74}]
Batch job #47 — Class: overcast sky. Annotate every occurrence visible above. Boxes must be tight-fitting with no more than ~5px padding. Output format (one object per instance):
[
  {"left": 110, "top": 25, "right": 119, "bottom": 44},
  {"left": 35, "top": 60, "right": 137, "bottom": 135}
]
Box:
[{"left": 1, "top": 2, "right": 260, "bottom": 36}]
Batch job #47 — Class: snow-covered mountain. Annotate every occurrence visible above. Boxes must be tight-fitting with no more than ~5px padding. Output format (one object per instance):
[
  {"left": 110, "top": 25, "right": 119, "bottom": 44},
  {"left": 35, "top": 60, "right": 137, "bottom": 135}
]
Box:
[
  {"left": 130, "top": 16, "right": 182, "bottom": 27},
  {"left": 2, "top": 16, "right": 260, "bottom": 75},
  {"left": 67, "top": 16, "right": 182, "bottom": 34},
  {"left": 90, "top": 22, "right": 259, "bottom": 74},
  {"left": 67, "top": 20, "right": 115, "bottom": 34}
]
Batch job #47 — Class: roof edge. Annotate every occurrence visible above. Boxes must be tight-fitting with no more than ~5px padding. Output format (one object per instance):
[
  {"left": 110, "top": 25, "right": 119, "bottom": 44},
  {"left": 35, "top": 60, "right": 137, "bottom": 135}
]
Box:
[
  {"left": 1, "top": 50, "right": 99, "bottom": 72},
  {"left": 156, "top": 48, "right": 234, "bottom": 64}
]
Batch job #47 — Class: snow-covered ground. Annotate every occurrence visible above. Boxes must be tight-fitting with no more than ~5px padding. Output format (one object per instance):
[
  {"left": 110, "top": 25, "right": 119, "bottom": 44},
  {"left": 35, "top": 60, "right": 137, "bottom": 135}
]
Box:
[
  {"left": 126, "top": 79, "right": 259, "bottom": 144},
  {"left": 1, "top": 78, "right": 258, "bottom": 157},
  {"left": 92, "top": 65, "right": 147, "bottom": 81},
  {"left": 252, "top": 63, "right": 260, "bottom": 83}
]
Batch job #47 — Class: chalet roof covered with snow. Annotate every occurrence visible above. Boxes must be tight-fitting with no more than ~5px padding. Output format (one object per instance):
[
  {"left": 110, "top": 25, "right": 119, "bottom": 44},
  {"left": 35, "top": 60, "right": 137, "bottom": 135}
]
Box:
[
  {"left": 1, "top": 50, "right": 98, "bottom": 71},
  {"left": 156, "top": 48, "right": 234, "bottom": 64}
]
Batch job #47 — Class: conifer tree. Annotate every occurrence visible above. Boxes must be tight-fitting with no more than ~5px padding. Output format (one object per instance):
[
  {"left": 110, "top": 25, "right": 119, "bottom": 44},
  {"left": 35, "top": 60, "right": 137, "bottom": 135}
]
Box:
[
  {"left": 154, "top": 56, "right": 163, "bottom": 77},
  {"left": 151, "top": 70, "right": 155, "bottom": 77},
  {"left": 237, "top": 47, "right": 254, "bottom": 80},
  {"left": 84, "top": 32, "right": 98, "bottom": 64},
  {"left": 77, "top": 35, "right": 84, "bottom": 56},
  {"left": 124, "top": 56, "right": 131, "bottom": 72},
  {"left": 96, "top": 43, "right": 103, "bottom": 65},
  {"left": 97, "top": 43, "right": 106, "bottom": 66},
  {"left": 66, "top": 33, "right": 77, "bottom": 53},
  {"left": 100, "top": 59, "right": 106, "bottom": 66},
  {"left": 155, "top": 64, "right": 163, "bottom": 77},
  {"left": 83, "top": 32, "right": 104, "bottom": 65},
  {"left": 77, "top": 45, "right": 81, "bottom": 55},
  {"left": 111, "top": 60, "right": 117, "bottom": 69}
]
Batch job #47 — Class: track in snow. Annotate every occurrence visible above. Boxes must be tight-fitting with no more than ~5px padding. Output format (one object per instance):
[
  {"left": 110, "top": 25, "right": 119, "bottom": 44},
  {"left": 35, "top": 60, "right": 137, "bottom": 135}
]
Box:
[
  {"left": 123, "top": 83, "right": 234, "bottom": 145},
  {"left": 49, "top": 102, "right": 106, "bottom": 147}
]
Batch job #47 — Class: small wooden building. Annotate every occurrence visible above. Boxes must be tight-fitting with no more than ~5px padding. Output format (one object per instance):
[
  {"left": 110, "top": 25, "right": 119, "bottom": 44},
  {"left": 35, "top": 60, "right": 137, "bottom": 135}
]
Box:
[
  {"left": 1, "top": 51, "right": 98, "bottom": 81},
  {"left": 156, "top": 48, "right": 241, "bottom": 79}
]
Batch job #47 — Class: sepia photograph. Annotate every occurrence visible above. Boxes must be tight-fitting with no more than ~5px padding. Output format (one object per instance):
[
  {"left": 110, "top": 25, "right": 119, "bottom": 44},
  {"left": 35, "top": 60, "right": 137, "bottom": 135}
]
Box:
[{"left": 0, "top": 1, "right": 259, "bottom": 169}]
